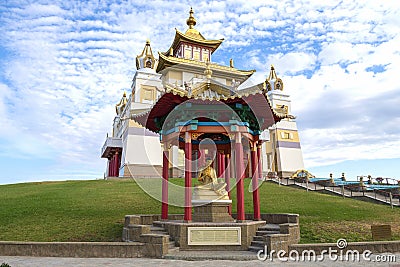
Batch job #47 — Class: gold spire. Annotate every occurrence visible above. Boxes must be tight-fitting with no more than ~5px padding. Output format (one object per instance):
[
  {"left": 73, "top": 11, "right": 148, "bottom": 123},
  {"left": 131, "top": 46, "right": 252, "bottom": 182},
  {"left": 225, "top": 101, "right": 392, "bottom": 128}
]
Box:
[
  {"left": 136, "top": 40, "right": 157, "bottom": 70},
  {"left": 115, "top": 91, "right": 128, "bottom": 115},
  {"left": 186, "top": 7, "right": 196, "bottom": 29},
  {"left": 229, "top": 58, "right": 234, "bottom": 68},
  {"left": 268, "top": 65, "right": 277, "bottom": 81},
  {"left": 267, "top": 64, "right": 284, "bottom": 91}
]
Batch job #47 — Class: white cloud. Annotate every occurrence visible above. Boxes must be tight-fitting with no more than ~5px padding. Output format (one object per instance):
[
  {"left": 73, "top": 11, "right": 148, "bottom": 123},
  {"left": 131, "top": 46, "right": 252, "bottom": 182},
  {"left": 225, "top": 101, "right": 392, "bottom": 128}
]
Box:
[{"left": 0, "top": 0, "right": 399, "bottom": 182}]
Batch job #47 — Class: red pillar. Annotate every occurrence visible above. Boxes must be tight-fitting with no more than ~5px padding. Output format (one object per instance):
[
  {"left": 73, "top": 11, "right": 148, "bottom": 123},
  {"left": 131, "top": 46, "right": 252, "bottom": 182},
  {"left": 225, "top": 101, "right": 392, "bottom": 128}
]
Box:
[
  {"left": 114, "top": 151, "right": 120, "bottom": 177},
  {"left": 110, "top": 155, "right": 115, "bottom": 177},
  {"left": 235, "top": 133, "right": 245, "bottom": 221},
  {"left": 221, "top": 153, "right": 225, "bottom": 179},
  {"left": 184, "top": 132, "right": 192, "bottom": 222},
  {"left": 217, "top": 152, "right": 223, "bottom": 178},
  {"left": 251, "top": 144, "right": 261, "bottom": 220},
  {"left": 257, "top": 144, "right": 262, "bottom": 180},
  {"left": 161, "top": 144, "right": 169, "bottom": 220},
  {"left": 200, "top": 149, "right": 206, "bottom": 167},
  {"left": 107, "top": 158, "right": 112, "bottom": 177},
  {"left": 225, "top": 154, "right": 231, "bottom": 181},
  {"left": 225, "top": 153, "right": 232, "bottom": 215}
]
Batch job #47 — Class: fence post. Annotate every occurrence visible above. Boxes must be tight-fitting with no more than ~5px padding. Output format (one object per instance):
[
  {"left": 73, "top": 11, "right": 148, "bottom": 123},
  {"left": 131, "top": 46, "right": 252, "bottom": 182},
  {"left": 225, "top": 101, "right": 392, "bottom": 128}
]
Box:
[
  {"left": 341, "top": 185, "right": 345, "bottom": 198},
  {"left": 390, "top": 192, "right": 393, "bottom": 209},
  {"left": 306, "top": 179, "right": 309, "bottom": 192}
]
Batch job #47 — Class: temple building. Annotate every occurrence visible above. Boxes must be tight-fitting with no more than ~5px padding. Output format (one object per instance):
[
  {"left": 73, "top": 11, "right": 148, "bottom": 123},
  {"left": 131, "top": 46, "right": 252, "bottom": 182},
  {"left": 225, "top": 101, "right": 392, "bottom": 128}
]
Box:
[{"left": 100, "top": 8, "right": 304, "bottom": 179}]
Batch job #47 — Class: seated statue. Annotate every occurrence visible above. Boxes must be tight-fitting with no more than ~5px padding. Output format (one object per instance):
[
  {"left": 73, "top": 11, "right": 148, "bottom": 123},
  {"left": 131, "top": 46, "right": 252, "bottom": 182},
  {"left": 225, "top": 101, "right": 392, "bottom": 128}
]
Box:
[
  {"left": 198, "top": 159, "right": 218, "bottom": 185},
  {"left": 196, "top": 159, "right": 228, "bottom": 198}
]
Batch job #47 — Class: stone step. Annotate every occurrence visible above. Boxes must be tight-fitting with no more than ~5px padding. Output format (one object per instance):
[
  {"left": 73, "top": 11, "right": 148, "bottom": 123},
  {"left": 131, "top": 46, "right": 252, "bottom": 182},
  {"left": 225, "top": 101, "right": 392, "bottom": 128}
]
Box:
[
  {"left": 251, "top": 240, "right": 264, "bottom": 247},
  {"left": 150, "top": 226, "right": 165, "bottom": 231},
  {"left": 248, "top": 245, "right": 264, "bottom": 252},
  {"left": 152, "top": 221, "right": 164, "bottom": 228},
  {"left": 168, "top": 241, "right": 176, "bottom": 249},
  {"left": 256, "top": 230, "right": 280, "bottom": 236},
  {"left": 253, "top": 235, "right": 264, "bottom": 242},
  {"left": 167, "top": 246, "right": 180, "bottom": 254},
  {"left": 258, "top": 224, "right": 280, "bottom": 231},
  {"left": 150, "top": 231, "right": 168, "bottom": 235}
]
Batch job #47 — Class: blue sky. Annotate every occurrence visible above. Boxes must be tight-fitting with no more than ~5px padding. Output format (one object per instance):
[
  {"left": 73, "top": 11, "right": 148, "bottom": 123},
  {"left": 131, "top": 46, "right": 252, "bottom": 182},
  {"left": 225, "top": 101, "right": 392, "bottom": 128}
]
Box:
[{"left": 0, "top": 0, "right": 399, "bottom": 184}]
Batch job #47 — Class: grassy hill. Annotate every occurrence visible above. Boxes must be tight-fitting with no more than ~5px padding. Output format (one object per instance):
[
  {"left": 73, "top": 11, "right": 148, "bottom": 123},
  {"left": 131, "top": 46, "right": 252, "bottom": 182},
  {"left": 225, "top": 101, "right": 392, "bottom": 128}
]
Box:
[{"left": 0, "top": 178, "right": 399, "bottom": 244}]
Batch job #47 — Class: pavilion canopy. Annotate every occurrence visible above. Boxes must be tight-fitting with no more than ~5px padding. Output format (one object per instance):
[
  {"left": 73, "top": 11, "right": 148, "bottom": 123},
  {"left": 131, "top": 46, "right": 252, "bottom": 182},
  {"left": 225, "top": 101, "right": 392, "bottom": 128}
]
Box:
[{"left": 132, "top": 79, "right": 291, "bottom": 134}]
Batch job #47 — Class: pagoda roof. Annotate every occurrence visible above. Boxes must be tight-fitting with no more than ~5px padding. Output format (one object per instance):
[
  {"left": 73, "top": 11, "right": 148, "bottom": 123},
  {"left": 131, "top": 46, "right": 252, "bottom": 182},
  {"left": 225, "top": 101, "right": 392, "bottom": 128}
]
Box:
[
  {"left": 156, "top": 52, "right": 255, "bottom": 76},
  {"left": 164, "top": 28, "right": 224, "bottom": 56},
  {"left": 132, "top": 81, "right": 292, "bottom": 134}
]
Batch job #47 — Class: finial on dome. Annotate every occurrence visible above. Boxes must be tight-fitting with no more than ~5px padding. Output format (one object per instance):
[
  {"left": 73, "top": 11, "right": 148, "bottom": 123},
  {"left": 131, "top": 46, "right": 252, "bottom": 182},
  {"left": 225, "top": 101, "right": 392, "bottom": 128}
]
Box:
[
  {"left": 186, "top": 7, "right": 197, "bottom": 29},
  {"left": 229, "top": 58, "right": 234, "bottom": 68},
  {"left": 268, "top": 64, "right": 278, "bottom": 81},
  {"left": 146, "top": 39, "right": 150, "bottom": 45},
  {"left": 267, "top": 64, "right": 284, "bottom": 91}
]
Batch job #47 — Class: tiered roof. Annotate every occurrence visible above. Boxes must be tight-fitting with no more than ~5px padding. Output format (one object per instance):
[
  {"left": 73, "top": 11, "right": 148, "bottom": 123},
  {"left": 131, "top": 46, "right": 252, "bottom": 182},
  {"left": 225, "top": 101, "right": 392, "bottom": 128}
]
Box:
[{"left": 131, "top": 9, "right": 293, "bottom": 135}]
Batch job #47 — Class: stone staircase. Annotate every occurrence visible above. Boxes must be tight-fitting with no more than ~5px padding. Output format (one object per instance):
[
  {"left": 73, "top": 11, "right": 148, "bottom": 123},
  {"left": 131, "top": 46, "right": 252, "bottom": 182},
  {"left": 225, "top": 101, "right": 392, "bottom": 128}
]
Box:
[
  {"left": 248, "top": 223, "right": 280, "bottom": 252},
  {"left": 122, "top": 215, "right": 179, "bottom": 256},
  {"left": 151, "top": 221, "right": 178, "bottom": 253}
]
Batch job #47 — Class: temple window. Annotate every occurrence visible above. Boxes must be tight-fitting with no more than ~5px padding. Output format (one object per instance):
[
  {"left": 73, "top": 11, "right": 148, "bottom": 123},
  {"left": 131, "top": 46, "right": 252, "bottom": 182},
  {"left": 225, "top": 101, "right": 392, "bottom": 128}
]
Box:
[
  {"left": 281, "top": 132, "right": 293, "bottom": 140},
  {"left": 145, "top": 59, "right": 152, "bottom": 68},
  {"left": 184, "top": 45, "right": 192, "bottom": 59}
]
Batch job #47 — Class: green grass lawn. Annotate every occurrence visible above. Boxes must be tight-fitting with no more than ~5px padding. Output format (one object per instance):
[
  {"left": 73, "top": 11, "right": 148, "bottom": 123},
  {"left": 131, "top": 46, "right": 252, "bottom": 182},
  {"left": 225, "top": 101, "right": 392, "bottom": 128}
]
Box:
[{"left": 0, "top": 178, "right": 399, "bottom": 243}]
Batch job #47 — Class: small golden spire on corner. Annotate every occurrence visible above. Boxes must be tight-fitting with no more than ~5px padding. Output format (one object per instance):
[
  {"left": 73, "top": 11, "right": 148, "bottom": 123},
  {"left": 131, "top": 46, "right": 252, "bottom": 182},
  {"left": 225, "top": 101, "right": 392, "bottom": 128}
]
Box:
[
  {"left": 229, "top": 58, "right": 234, "bottom": 68},
  {"left": 204, "top": 60, "right": 213, "bottom": 79},
  {"left": 123, "top": 91, "right": 126, "bottom": 97},
  {"left": 268, "top": 64, "right": 278, "bottom": 81},
  {"left": 186, "top": 7, "right": 197, "bottom": 29},
  {"left": 267, "top": 64, "right": 284, "bottom": 91},
  {"left": 146, "top": 39, "right": 150, "bottom": 45}
]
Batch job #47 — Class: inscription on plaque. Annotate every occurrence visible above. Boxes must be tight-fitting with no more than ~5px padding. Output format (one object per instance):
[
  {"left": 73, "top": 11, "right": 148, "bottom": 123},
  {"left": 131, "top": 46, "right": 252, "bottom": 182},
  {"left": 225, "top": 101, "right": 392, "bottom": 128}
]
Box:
[
  {"left": 371, "top": 224, "right": 392, "bottom": 241},
  {"left": 188, "top": 227, "right": 241, "bottom": 245}
]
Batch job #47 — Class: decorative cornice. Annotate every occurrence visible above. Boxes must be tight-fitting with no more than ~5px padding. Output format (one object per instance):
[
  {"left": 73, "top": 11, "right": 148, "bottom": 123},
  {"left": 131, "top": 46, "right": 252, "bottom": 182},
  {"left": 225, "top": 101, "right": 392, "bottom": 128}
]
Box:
[{"left": 157, "top": 52, "right": 255, "bottom": 76}]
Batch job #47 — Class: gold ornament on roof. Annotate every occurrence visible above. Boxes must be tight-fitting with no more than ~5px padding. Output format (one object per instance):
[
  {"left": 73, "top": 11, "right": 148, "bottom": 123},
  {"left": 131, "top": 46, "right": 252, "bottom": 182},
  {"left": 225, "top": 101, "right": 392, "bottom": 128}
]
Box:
[
  {"left": 267, "top": 64, "right": 284, "bottom": 91},
  {"left": 115, "top": 91, "right": 128, "bottom": 115},
  {"left": 186, "top": 7, "right": 196, "bottom": 29},
  {"left": 268, "top": 65, "right": 277, "bottom": 80}
]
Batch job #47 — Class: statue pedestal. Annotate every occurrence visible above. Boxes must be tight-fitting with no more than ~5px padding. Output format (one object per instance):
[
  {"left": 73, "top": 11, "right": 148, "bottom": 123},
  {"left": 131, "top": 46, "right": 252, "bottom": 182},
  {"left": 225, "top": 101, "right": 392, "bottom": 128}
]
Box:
[{"left": 192, "top": 185, "right": 234, "bottom": 223}]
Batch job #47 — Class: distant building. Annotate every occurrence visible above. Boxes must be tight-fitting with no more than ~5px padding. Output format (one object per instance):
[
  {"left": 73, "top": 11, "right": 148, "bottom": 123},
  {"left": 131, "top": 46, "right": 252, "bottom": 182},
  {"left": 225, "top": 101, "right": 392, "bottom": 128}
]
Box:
[{"left": 100, "top": 8, "right": 304, "bottom": 178}]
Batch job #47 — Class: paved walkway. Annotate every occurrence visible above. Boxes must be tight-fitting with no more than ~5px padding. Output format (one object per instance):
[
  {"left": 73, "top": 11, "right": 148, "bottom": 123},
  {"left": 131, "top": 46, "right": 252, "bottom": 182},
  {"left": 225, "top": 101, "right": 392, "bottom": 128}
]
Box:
[{"left": 1, "top": 253, "right": 399, "bottom": 267}]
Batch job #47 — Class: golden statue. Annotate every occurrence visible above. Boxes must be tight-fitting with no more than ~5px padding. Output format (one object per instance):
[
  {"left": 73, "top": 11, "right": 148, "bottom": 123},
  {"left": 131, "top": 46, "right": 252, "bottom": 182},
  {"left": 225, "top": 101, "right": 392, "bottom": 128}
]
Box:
[
  {"left": 198, "top": 159, "right": 218, "bottom": 185},
  {"left": 194, "top": 159, "right": 229, "bottom": 199}
]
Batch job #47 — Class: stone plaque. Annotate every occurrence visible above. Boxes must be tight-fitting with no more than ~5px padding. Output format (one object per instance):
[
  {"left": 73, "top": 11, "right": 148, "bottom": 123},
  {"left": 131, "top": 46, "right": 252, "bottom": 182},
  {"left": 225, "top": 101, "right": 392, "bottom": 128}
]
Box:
[
  {"left": 188, "top": 227, "right": 241, "bottom": 245},
  {"left": 371, "top": 224, "right": 392, "bottom": 241}
]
